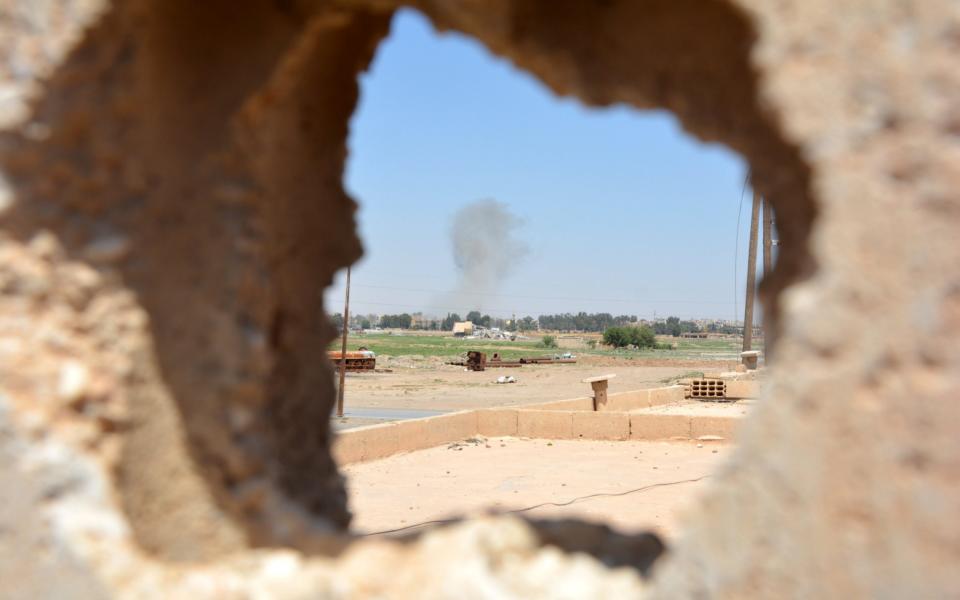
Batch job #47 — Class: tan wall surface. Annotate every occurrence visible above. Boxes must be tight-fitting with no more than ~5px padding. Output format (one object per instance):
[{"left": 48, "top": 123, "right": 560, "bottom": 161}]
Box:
[
  {"left": 517, "top": 410, "right": 575, "bottom": 439},
  {"left": 649, "top": 385, "right": 685, "bottom": 407},
  {"left": 477, "top": 408, "right": 519, "bottom": 437},
  {"left": 605, "top": 389, "right": 651, "bottom": 412},
  {"left": 572, "top": 412, "right": 631, "bottom": 440},
  {"left": 630, "top": 414, "right": 692, "bottom": 441}
]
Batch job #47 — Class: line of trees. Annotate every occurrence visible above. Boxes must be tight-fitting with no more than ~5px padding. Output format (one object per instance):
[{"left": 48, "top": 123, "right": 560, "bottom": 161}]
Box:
[
  {"left": 379, "top": 313, "right": 413, "bottom": 329},
  {"left": 652, "top": 316, "right": 701, "bottom": 337},
  {"left": 706, "top": 322, "right": 741, "bottom": 335},
  {"left": 465, "top": 311, "right": 492, "bottom": 328},
  {"left": 442, "top": 311, "right": 537, "bottom": 331},
  {"left": 537, "top": 312, "right": 637, "bottom": 332},
  {"left": 332, "top": 311, "right": 728, "bottom": 335}
]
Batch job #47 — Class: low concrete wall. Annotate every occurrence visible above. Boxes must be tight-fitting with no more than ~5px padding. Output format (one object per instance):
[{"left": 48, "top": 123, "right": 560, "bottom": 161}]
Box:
[
  {"left": 517, "top": 410, "right": 573, "bottom": 439},
  {"left": 477, "top": 408, "right": 518, "bottom": 437},
  {"left": 630, "top": 414, "right": 691, "bottom": 440},
  {"left": 332, "top": 422, "right": 400, "bottom": 465},
  {"left": 603, "top": 385, "right": 686, "bottom": 411},
  {"left": 573, "top": 412, "right": 630, "bottom": 440},
  {"left": 605, "top": 389, "right": 650, "bottom": 412},
  {"left": 335, "top": 386, "right": 740, "bottom": 464},
  {"left": 649, "top": 385, "right": 686, "bottom": 406}
]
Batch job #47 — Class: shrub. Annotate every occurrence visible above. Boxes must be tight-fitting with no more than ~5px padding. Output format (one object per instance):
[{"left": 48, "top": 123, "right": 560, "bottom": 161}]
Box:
[
  {"left": 540, "top": 335, "right": 558, "bottom": 348},
  {"left": 603, "top": 325, "right": 657, "bottom": 349}
]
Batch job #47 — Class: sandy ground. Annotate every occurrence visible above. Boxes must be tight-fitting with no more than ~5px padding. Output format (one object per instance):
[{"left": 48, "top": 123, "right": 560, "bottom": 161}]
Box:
[
  {"left": 344, "top": 438, "right": 729, "bottom": 538},
  {"left": 334, "top": 360, "right": 721, "bottom": 428}
]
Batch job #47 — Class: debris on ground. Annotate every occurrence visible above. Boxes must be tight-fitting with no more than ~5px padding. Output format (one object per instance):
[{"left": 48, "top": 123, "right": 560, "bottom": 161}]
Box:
[
  {"left": 448, "top": 350, "right": 577, "bottom": 371},
  {"left": 495, "top": 375, "right": 517, "bottom": 384},
  {"left": 447, "top": 436, "right": 487, "bottom": 451}
]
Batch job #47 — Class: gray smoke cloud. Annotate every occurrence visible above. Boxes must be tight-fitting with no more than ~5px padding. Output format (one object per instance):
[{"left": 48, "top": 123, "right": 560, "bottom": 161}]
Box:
[{"left": 450, "top": 199, "right": 528, "bottom": 310}]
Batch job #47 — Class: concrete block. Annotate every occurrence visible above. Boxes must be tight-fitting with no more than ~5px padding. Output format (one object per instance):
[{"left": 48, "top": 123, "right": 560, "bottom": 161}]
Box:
[
  {"left": 689, "top": 379, "right": 727, "bottom": 399},
  {"left": 630, "top": 414, "right": 691, "bottom": 440},
  {"left": 517, "top": 410, "right": 573, "bottom": 439},
  {"left": 572, "top": 412, "right": 630, "bottom": 440},
  {"left": 690, "top": 416, "right": 741, "bottom": 441},
  {"left": 477, "top": 409, "right": 519, "bottom": 437},
  {"left": 423, "top": 411, "right": 479, "bottom": 448},
  {"left": 648, "top": 385, "right": 685, "bottom": 407},
  {"left": 725, "top": 380, "right": 761, "bottom": 399},
  {"left": 605, "top": 389, "right": 651, "bottom": 411}
]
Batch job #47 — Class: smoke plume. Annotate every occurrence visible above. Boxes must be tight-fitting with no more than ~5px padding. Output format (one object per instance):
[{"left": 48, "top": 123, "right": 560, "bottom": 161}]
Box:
[{"left": 450, "top": 199, "right": 527, "bottom": 310}]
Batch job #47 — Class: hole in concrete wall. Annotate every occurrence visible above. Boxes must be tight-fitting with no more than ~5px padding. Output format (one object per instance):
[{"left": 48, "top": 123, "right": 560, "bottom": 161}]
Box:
[
  {"left": 329, "top": 5, "right": 807, "bottom": 570},
  {"left": 0, "top": 0, "right": 815, "bottom": 575}
]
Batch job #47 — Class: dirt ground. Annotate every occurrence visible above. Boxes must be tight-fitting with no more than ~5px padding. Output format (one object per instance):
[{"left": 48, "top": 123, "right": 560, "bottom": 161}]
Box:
[
  {"left": 343, "top": 438, "right": 729, "bottom": 538},
  {"left": 334, "top": 356, "right": 729, "bottom": 428}
]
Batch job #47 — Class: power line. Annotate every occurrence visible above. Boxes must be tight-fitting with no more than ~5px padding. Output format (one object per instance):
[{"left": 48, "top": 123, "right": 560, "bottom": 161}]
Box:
[{"left": 358, "top": 475, "right": 709, "bottom": 537}]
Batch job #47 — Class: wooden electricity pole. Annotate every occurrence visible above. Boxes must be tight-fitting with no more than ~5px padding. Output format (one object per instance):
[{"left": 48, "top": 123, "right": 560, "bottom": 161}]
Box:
[
  {"left": 742, "top": 190, "right": 761, "bottom": 352},
  {"left": 336, "top": 266, "right": 351, "bottom": 418},
  {"left": 763, "top": 198, "right": 774, "bottom": 276}
]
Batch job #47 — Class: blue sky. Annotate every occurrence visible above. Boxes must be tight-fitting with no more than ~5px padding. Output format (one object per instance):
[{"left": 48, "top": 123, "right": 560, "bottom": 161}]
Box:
[{"left": 325, "top": 9, "right": 759, "bottom": 321}]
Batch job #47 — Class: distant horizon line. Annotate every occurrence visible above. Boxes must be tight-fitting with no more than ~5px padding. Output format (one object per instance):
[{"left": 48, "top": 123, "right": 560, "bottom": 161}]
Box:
[{"left": 331, "top": 309, "right": 750, "bottom": 325}]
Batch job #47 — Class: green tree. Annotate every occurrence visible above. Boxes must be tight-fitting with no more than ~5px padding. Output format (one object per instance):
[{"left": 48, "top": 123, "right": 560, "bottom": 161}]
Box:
[
  {"left": 466, "top": 310, "right": 483, "bottom": 325},
  {"left": 540, "top": 335, "right": 558, "bottom": 349},
  {"left": 603, "top": 326, "right": 629, "bottom": 348},
  {"left": 603, "top": 325, "right": 656, "bottom": 349},
  {"left": 628, "top": 325, "right": 656, "bottom": 348},
  {"left": 379, "top": 313, "right": 413, "bottom": 329},
  {"left": 441, "top": 313, "right": 462, "bottom": 330}
]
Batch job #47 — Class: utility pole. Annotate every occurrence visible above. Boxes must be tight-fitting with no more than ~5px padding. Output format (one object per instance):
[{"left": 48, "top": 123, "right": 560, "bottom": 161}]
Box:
[
  {"left": 336, "top": 266, "right": 351, "bottom": 418},
  {"left": 762, "top": 198, "right": 774, "bottom": 276},
  {"left": 742, "top": 190, "right": 761, "bottom": 352}
]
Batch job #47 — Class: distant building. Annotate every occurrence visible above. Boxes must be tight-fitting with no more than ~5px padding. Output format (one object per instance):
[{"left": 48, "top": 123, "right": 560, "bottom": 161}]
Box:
[{"left": 452, "top": 321, "right": 474, "bottom": 337}]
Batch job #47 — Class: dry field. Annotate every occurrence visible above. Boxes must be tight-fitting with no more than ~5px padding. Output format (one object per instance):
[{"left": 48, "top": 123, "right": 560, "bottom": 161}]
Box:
[
  {"left": 334, "top": 356, "right": 730, "bottom": 429},
  {"left": 332, "top": 331, "right": 743, "bottom": 428}
]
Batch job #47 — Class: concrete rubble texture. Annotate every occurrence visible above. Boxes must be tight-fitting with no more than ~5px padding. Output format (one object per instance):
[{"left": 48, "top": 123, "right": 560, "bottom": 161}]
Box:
[{"left": 0, "top": 0, "right": 958, "bottom": 597}]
